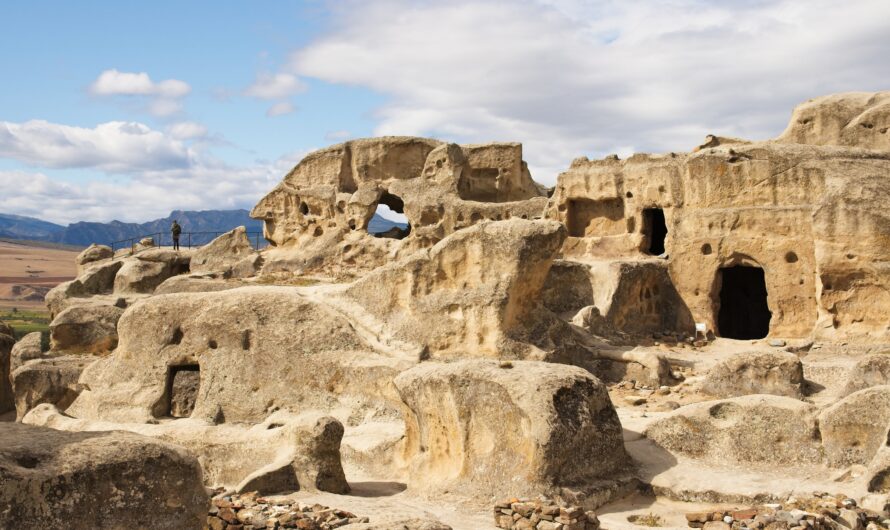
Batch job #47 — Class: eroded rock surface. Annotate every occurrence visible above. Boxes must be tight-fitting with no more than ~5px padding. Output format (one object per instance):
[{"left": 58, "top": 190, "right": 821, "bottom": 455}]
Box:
[
  {"left": 394, "top": 360, "right": 629, "bottom": 497},
  {"left": 699, "top": 351, "right": 805, "bottom": 399},
  {"left": 0, "top": 422, "right": 207, "bottom": 529}
]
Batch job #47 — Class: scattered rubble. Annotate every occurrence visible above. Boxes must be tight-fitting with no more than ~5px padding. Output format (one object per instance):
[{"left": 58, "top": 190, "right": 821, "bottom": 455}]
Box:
[
  {"left": 493, "top": 498, "right": 600, "bottom": 530},
  {"left": 206, "top": 491, "right": 368, "bottom": 530}
]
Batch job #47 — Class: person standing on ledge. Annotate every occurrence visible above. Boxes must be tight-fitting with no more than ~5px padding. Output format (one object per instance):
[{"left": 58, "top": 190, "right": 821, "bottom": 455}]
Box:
[{"left": 171, "top": 219, "right": 182, "bottom": 251}]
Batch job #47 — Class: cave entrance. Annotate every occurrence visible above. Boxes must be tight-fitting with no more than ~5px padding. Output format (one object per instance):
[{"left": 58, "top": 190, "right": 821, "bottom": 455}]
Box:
[
  {"left": 717, "top": 266, "right": 771, "bottom": 340},
  {"left": 642, "top": 208, "right": 667, "bottom": 255},
  {"left": 165, "top": 364, "right": 200, "bottom": 418},
  {"left": 369, "top": 192, "right": 411, "bottom": 240}
]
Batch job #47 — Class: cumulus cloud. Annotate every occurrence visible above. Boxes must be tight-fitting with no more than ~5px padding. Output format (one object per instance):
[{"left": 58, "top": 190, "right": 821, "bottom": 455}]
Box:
[
  {"left": 324, "top": 130, "right": 351, "bottom": 142},
  {"left": 90, "top": 69, "right": 191, "bottom": 98},
  {"left": 168, "top": 121, "right": 209, "bottom": 140},
  {"left": 290, "top": 0, "right": 890, "bottom": 182},
  {"left": 0, "top": 120, "right": 192, "bottom": 172},
  {"left": 244, "top": 72, "right": 306, "bottom": 100},
  {"left": 90, "top": 69, "right": 191, "bottom": 118},
  {"left": 266, "top": 101, "right": 296, "bottom": 117}
]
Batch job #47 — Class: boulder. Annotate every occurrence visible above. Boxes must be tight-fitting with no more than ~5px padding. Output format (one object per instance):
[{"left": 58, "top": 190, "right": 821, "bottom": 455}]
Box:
[
  {"left": 45, "top": 259, "right": 123, "bottom": 316},
  {"left": 12, "top": 355, "right": 94, "bottom": 420},
  {"left": 49, "top": 304, "right": 124, "bottom": 353},
  {"left": 0, "top": 330, "right": 14, "bottom": 414},
  {"left": 819, "top": 386, "right": 890, "bottom": 467},
  {"left": 27, "top": 406, "right": 349, "bottom": 494},
  {"left": 393, "top": 360, "right": 629, "bottom": 497},
  {"left": 699, "top": 351, "right": 805, "bottom": 399},
  {"left": 645, "top": 395, "right": 823, "bottom": 466},
  {"left": 75, "top": 243, "right": 113, "bottom": 274},
  {"left": 65, "top": 286, "right": 407, "bottom": 424},
  {"left": 776, "top": 91, "right": 890, "bottom": 150},
  {"left": 345, "top": 219, "right": 567, "bottom": 358},
  {"left": 113, "top": 249, "right": 190, "bottom": 294},
  {"left": 9, "top": 331, "right": 44, "bottom": 374},
  {"left": 0, "top": 422, "right": 207, "bottom": 529},
  {"left": 190, "top": 226, "right": 260, "bottom": 278},
  {"left": 842, "top": 354, "right": 890, "bottom": 397}
]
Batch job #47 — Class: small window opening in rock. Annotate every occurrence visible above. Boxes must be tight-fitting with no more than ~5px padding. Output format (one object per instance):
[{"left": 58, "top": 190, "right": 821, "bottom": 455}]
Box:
[
  {"left": 642, "top": 208, "right": 668, "bottom": 255},
  {"left": 626, "top": 191, "right": 634, "bottom": 198},
  {"left": 785, "top": 251, "right": 799, "bottom": 263},
  {"left": 165, "top": 364, "right": 200, "bottom": 418},
  {"left": 717, "top": 266, "right": 771, "bottom": 340},
  {"left": 701, "top": 243, "right": 713, "bottom": 255},
  {"left": 299, "top": 202, "right": 309, "bottom": 215},
  {"left": 369, "top": 192, "right": 411, "bottom": 240},
  {"left": 267, "top": 423, "right": 284, "bottom": 430},
  {"left": 208, "top": 339, "right": 218, "bottom": 349}
]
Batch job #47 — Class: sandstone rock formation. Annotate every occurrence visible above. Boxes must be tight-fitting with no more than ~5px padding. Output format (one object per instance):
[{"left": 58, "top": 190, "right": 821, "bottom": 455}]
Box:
[
  {"left": 114, "top": 248, "right": 190, "bottom": 293},
  {"left": 0, "top": 422, "right": 207, "bottom": 529},
  {"left": 75, "top": 243, "right": 113, "bottom": 274},
  {"left": 645, "top": 395, "right": 823, "bottom": 466},
  {"left": 49, "top": 304, "right": 123, "bottom": 353},
  {"left": 819, "top": 386, "right": 890, "bottom": 467},
  {"left": 777, "top": 91, "right": 890, "bottom": 150},
  {"left": 12, "top": 355, "right": 93, "bottom": 420},
  {"left": 699, "top": 351, "right": 804, "bottom": 398},
  {"left": 190, "top": 226, "right": 261, "bottom": 278},
  {"left": 0, "top": 325, "right": 15, "bottom": 414},
  {"left": 394, "top": 360, "right": 628, "bottom": 497},
  {"left": 251, "top": 137, "right": 548, "bottom": 275}
]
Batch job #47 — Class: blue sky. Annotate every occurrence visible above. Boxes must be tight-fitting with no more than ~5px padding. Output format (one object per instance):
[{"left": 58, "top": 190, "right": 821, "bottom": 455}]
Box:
[{"left": 1, "top": 0, "right": 889, "bottom": 224}]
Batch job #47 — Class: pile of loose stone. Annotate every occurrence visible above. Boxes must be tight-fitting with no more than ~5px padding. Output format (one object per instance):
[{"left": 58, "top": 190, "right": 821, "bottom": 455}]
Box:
[
  {"left": 494, "top": 498, "right": 600, "bottom": 530},
  {"left": 207, "top": 490, "right": 369, "bottom": 530},
  {"left": 685, "top": 494, "right": 890, "bottom": 530}
]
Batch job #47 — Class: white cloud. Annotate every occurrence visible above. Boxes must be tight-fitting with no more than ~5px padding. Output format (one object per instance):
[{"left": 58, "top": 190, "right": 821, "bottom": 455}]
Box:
[
  {"left": 0, "top": 120, "right": 192, "bottom": 172},
  {"left": 90, "top": 69, "right": 191, "bottom": 117},
  {"left": 168, "top": 121, "right": 209, "bottom": 140},
  {"left": 90, "top": 69, "right": 191, "bottom": 98},
  {"left": 291, "top": 0, "right": 890, "bottom": 183},
  {"left": 266, "top": 101, "right": 296, "bottom": 117},
  {"left": 244, "top": 73, "right": 306, "bottom": 100}
]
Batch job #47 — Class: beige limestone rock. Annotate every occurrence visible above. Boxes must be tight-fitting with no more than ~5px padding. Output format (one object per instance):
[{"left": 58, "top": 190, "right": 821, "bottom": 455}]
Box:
[
  {"left": 113, "top": 248, "right": 190, "bottom": 294},
  {"left": 45, "top": 259, "right": 123, "bottom": 316},
  {"left": 154, "top": 274, "right": 240, "bottom": 294},
  {"left": 644, "top": 395, "right": 823, "bottom": 466},
  {"left": 0, "top": 422, "right": 207, "bottom": 529},
  {"left": 393, "top": 360, "right": 629, "bottom": 497},
  {"left": 26, "top": 405, "right": 349, "bottom": 494},
  {"left": 841, "top": 354, "right": 890, "bottom": 397},
  {"left": 11, "top": 355, "right": 94, "bottom": 420},
  {"left": 819, "top": 386, "right": 890, "bottom": 467},
  {"left": 75, "top": 243, "right": 113, "bottom": 274},
  {"left": 49, "top": 304, "right": 123, "bottom": 354},
  {"left": 251, "top": 136, "right": 547, "bottom": 276},
  {"left": 777, "top": 91, "right": 890, "bottom": 150},
  {"left": 699, "top": 351, "right": 805, "bottom": 399},
  {"left": 340, "top": 520, "right": 453, "bottom": 530},
  {"left": 190, "top": 226, "right": 260, "bottom": 278},
  {"left": 66, "top": 286, "right": 408, "bottom": 424},
  {"left": 9, "top": 331, "right": 43, "bottom": 374},
  {"left": 345, "top": 219, "right": 567, "bottom": 359}
]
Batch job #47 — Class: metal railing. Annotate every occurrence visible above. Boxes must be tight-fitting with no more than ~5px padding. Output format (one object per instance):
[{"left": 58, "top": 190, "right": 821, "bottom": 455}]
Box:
[{"left": 110, "top": 231, "right": 266, "bottom": 257}]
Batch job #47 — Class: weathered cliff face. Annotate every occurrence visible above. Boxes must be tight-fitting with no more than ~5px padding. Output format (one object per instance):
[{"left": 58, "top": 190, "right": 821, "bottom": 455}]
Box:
[
  {"left": 545, "top": 94, "right": 890, "bottom": 342},
  {"left": 776, "top": 91, "right": 890, "bottom": 151},
  {"left": 250, "top": 136, "right": 548, "bottom": 275}
]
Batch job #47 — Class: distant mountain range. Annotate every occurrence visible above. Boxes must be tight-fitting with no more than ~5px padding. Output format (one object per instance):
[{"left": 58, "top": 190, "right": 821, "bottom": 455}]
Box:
[{"left": 0, "top": 209, "right": 408, "bottom": 248}]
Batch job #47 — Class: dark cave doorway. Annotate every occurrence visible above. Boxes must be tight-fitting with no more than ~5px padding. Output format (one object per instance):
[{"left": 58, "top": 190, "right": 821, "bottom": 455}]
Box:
[
  {"left": 642, "top": 208, "right": 667, "bottom": 255},
  {"left": 717, "top": 266, "right": 772, "bottom": 340},
  {"left": 165, "top": 364, "right": 200, "bottom": 418}
]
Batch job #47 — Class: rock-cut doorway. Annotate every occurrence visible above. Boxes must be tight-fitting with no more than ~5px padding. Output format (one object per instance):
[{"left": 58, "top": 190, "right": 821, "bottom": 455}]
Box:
[{"left": 717, "top": 265, "right": 771, "bottom": 340}]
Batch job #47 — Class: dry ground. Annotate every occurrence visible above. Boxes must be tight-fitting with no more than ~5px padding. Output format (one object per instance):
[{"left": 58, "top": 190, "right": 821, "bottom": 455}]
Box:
[{"left": 0, "top": 239, "right": 79, "bottom": 311}]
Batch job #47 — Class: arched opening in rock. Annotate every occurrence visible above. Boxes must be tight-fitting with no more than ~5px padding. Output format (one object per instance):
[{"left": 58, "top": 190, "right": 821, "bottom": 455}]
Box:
[
  {"left": 642, "top": 208, "right": 667, "bottom": 255},
  {"left": 164, "top": 364, "right": 200, "bottom": 418},
  {"left": 717, "top": 266, "right": 771, "bottom": 340},
  {"left": 369, "top": 192, "right": 411, "bottom": 240}
]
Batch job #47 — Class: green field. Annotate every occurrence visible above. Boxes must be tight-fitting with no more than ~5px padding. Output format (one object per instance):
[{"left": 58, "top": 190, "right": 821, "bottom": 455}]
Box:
[{"left": 0, "top": 308, "right": 50, "bottom": 344}]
